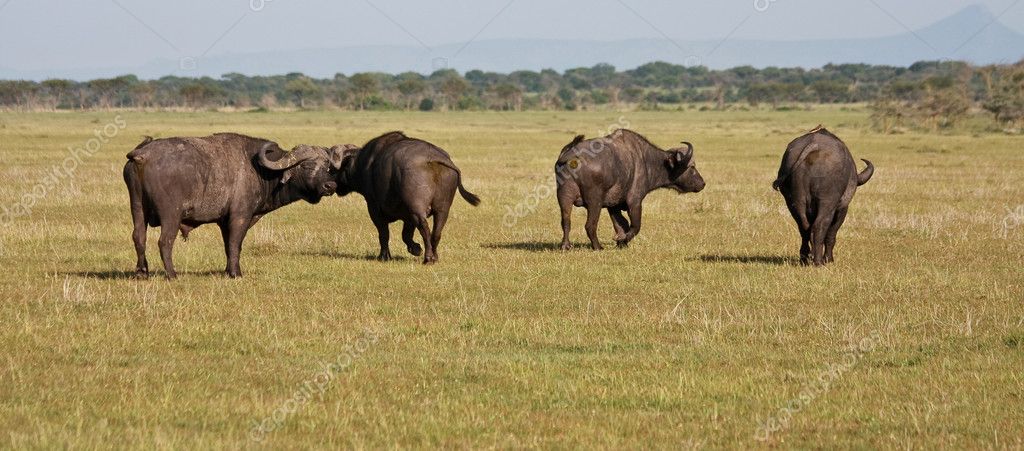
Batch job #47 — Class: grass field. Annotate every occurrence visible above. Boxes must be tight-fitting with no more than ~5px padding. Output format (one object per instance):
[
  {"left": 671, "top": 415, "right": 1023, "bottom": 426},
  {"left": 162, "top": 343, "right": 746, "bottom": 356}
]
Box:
[{"left": 0, "top": 108, "right": 1022, "bottom": 448}]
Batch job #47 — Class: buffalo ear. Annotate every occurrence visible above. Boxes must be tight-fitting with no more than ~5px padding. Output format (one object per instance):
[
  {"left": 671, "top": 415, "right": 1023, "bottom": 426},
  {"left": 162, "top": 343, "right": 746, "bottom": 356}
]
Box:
[
  {"left": 330, "top": 144, "right": 359, "bottom": 170},
  {"left": 328, "top": 147, "right": 344, "bottom": 170},
  {"left": 674, "top": 144, "right": 694, "bottom": 167},
  {"left": 665, "top": 151, "right": 684, "bottom": 169},
  {"left": 674, "top": 151, "right": 687, "bottom": 165}
]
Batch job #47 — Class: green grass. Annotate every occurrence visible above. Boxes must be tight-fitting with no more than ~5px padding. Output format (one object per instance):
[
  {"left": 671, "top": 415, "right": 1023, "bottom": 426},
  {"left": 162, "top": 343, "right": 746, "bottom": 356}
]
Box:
[{"left": 0, "top": 108, "right": 1022, "bottom": 448}]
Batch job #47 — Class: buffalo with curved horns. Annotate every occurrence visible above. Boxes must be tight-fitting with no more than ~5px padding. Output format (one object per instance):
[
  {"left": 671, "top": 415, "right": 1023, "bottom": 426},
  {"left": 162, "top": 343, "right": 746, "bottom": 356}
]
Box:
[
  {"left": 555, "top": 129, "right": 705, "bottom": 250},
  {"left": 123, "top": 133, "right": 344, "bottom": 279}
]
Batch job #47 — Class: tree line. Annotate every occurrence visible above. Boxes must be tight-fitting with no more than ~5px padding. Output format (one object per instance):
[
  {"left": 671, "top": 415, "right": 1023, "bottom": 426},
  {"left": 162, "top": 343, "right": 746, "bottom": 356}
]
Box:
[{"left": 1, "top": 60, "right": 1022, "bottom": 130}]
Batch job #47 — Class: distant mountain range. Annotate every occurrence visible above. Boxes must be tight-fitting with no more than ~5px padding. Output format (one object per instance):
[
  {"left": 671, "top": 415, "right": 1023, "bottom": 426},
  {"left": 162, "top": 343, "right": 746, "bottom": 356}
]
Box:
[{"left": 2, "top": 4, "right": 1021, "bottom": 81}]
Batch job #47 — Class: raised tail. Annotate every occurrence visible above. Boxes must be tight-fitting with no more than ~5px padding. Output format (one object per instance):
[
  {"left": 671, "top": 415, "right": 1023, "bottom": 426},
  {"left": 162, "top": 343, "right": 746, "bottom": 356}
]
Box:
[
  {"left": 434, "top": 161, "right": 481, "bottom": 206},
  {"left": 857, "top": 159, "right": 874, "bottom": 186}
]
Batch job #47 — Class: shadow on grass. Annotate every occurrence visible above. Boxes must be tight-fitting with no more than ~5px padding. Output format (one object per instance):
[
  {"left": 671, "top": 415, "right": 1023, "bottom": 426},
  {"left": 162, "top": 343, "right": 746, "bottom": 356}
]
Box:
[
  {"left": 66, "top": 270, "right": 138, "bottom": 280},
  {"left": 481, "top": 241, "right": 567, "bottom": 252},
  {"left": 695, "top": 254, "right": 799, "bottom": 266},
  {"left": 67, "top": 269, "right": 227, "bottom": 280},
  {"left": 299, "top": 250, "right": 411, "bottom": 262}
]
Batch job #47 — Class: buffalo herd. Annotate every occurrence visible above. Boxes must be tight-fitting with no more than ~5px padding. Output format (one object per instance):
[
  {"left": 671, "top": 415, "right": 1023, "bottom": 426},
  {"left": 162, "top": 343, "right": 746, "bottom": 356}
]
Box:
[{"left": 123, "top": 126, "right": 872, "bottom": 279}]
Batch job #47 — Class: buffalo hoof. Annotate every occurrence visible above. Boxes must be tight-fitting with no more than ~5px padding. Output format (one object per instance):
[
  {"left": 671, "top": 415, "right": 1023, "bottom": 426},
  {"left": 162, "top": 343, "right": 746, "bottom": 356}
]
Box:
[
  {"left": 560, "top": 242, "right": 572, "bottom": 251},
  {"left": 164, "top": 272, "right": 177, "bottom": 281},
  {"left": 422, "top": 255, "right": 438, "bottom": 265},
  {"left": 590, "top": 244, "right": 604, "bottom": 251},
  {"left": 377, "top": 250, "right": 392, "bottom": 261},
  {"left": 226, "top": 271, "right": 243, "bottom": 279},
  {"left": 407, "top": 244, "right": 422, "bottom": 256},
  {"left": 615, "top": 240, "right": 629, "bottom": 248}
]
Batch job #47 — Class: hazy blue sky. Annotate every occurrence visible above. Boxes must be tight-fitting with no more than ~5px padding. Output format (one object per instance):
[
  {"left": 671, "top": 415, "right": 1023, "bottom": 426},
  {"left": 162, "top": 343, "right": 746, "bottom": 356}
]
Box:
[{"left": 1, "top": 0, "right": 1022, "bottom": 72}]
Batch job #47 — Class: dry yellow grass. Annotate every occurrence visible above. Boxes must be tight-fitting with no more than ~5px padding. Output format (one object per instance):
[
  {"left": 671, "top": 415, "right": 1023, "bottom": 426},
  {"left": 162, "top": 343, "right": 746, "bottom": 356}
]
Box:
[{"left": 0, "top": 108, "right": 1022, "bottom": 448}]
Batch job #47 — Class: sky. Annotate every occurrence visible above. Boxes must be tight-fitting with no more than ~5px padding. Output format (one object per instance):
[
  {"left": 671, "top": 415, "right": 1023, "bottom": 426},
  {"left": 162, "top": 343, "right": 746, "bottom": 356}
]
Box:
[{"left": 0, "top": 0, "right": 1022, "bottom": 73}]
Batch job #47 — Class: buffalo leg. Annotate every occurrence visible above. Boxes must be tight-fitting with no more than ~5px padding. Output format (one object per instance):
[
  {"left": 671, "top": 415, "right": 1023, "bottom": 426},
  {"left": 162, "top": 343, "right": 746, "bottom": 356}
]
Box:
[
  {"left": 401, "top": 221, "right": 422, "bottom": 256},
  {"left": 824, "top": 207, "right": 849, "bottom": 264},
  {"left": 369, "top": 211, "right": 391, "bottom": 261},
  {"left": 429, "top": 208, "right": 449, "bottom": 263},
  {"left": 559, "top": 201, "right": 573, "bottom": 251},
  {"left": 157, "top": 213, "right": 181, "bottom": 280},
  {"left": 622, "top": 203, "right": 643, "bottom": 245},
  {"left": 219, "top": 222, "right": 231, "bottom": 273},
  {"left": 609, "top": 208, "right": 630, "bottom": 247},
  {"left": 799, "top": 228, "right": 811, "bottom": 265},
  {"left": 557, "top": 187, "right": 576, "bottom": 251},
  {"left": 221, "top": 217, "right": 251, "bottom": 278},
  {"left": 131, "top": 206, "right": 148, "bottom": 278},
  {"left": 413, "top": 213, "right": 435, "bottom": 264},
  {"left": 584, "top": 205, "right": 603, "bottom": 250},
  {"left": 786, "top": 201, "right": 812, "bottom": 265},
  {"left": 809, "top": 204, "right": 836, "bottom": 267}
]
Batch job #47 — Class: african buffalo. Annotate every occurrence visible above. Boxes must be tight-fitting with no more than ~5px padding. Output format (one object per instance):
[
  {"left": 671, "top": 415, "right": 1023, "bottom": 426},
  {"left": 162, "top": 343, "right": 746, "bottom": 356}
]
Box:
[
  {"left": 555, "top": 129, "right": 705, "bottom": 250},
  {"left": 333, "top": 131, "right": 480, "bottom": 264},
  {"left": 123, "top": 133, "right": 343, "bottom": 279},
  {"left": 773, "top": 126, "right": 873, "bottom": 266}
]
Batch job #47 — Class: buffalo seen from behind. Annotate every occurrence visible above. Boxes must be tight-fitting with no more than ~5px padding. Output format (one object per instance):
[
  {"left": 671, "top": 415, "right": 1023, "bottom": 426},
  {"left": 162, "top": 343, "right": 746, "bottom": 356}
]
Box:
[
  {"left": 773, "top": 126, "right": 873, "bottom": 266},
  {"left": 123, "top": 133, "right": 344, "bottom": 279},
  {"left": 333, "top": 131, "right": 481, "bottom": 264},
  {"left": 555, "top": 129, "right": 705, "bottom": 250}
]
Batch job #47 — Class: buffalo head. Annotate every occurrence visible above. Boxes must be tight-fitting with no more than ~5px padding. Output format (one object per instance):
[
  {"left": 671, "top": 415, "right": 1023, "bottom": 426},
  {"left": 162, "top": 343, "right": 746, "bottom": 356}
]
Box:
[
  {"left": 665, "top": 142, "right": 705, "bottom": 193},
  {"left": 328, "top": 144, "right": 361, "bottom": 196},
  {"left": 257, "top": 143, "right": 345, "bottom": 203}
]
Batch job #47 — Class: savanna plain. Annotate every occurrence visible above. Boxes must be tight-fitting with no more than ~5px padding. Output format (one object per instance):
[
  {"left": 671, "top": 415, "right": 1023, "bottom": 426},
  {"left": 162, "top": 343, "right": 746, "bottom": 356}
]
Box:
[{"left": 0, "top": 108, "right": 1022, "bottom": 448}]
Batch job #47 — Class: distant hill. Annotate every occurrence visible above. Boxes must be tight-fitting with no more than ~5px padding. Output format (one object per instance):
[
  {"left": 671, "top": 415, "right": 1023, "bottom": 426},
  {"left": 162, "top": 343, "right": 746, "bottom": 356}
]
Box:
[{"left": 2, "top": 4, "right": 1021, "bottom": 81}]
